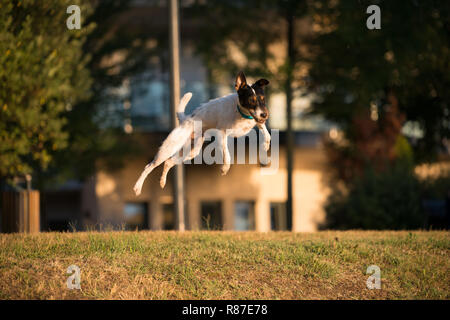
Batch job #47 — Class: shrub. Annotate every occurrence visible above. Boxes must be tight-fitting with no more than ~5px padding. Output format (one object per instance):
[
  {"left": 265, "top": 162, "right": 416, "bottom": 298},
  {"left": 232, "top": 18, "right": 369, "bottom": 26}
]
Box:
[{"left": 324, "top": 162, "right": 426, "bottom": 230}]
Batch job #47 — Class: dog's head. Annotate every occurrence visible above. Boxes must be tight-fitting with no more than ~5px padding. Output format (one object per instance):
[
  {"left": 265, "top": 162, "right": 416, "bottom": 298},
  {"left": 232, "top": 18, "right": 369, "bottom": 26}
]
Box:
[{"left": 235, "top": 71, "right": 269, "bottom": 124}]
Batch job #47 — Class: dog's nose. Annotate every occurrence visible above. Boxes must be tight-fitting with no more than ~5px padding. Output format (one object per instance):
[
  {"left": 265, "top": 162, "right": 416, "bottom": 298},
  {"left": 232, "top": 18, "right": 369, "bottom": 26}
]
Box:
[{"left": 261, "top": 112, "right": 267, "bottom": 119}]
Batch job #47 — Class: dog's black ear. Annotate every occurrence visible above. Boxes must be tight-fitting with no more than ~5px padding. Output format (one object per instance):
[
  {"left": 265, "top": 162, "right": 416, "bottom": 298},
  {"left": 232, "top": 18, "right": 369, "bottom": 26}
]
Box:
[
  {"left": 235, "top": 71, "right": 247, "bottom": 91},
  {"left": 253, "top": 79, "right": 269, "bottom": 88}
]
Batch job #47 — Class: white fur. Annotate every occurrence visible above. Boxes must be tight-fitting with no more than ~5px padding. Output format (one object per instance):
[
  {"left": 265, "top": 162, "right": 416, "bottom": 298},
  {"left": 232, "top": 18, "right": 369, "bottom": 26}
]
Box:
[{"left": 133, "top": 92, "right": 271, "bottom": 196}]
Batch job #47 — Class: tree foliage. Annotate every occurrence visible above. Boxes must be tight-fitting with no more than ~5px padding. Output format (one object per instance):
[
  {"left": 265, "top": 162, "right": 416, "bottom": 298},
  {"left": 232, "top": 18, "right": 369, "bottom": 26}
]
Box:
[
  {"left": 307, "top": 0, "right": 450, "bottom": 229},
  {"left": 323, "top": 162, "right": 425, "bottom": 230},
  {"left": 0, "top": 1, "right": 167, "bottom": 187},
  {"left": 306, "top": 0, "right": 450, "bottom": 164},
  {"left": 0, "top": 0, "right": 94, "bottom": 182}
]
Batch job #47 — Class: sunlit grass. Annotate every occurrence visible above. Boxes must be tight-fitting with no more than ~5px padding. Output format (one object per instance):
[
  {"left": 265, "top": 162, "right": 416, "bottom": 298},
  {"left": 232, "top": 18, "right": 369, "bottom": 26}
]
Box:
[{"left": 0, "top": 231, "right": 448, "bottom": 299}]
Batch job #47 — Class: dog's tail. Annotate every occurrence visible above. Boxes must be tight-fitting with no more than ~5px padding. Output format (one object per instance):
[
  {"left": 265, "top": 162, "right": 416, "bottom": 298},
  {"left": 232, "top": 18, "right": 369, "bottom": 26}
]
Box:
[{"left": 176, "top": 92, "right": 192, "bottom": 123}]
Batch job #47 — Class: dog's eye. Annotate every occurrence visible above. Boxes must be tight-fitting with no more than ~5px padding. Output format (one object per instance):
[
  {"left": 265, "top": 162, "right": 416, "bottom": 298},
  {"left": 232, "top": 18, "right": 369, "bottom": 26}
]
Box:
[{"left": 249, "top": 96, "right": 257, "bottom": 103}]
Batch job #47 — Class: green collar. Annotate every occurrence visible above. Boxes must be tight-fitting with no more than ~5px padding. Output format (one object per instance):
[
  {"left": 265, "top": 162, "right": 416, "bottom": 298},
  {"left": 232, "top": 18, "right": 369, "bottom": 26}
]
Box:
[{"left": 237, "top": 104, "right": 254, "bottom": 120}]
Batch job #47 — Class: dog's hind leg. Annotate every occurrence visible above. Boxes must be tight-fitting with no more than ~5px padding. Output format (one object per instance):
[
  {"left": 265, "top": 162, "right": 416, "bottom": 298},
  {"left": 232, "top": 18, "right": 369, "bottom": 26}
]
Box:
[
  {"left": 160, "top": 136, "right": 204, "bottom": 188},
  {"left": 133, "top": 120, "right": 194, "bottom": 196}
]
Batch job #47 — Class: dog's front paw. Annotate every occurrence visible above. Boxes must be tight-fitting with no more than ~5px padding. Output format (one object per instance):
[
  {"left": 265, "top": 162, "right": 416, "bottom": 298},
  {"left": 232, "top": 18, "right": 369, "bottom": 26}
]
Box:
[
  {"left": 263, "top": 139, "right": 271, "bottom": 152},
  {"left": 133, "top": 182, "right": 142, "bottom": 196},
  {"left": 221, "top": 165, "right": 230, "bottom": 176},
  {"left": 160, "top": 175, "right": 167, "bottom": 189}
]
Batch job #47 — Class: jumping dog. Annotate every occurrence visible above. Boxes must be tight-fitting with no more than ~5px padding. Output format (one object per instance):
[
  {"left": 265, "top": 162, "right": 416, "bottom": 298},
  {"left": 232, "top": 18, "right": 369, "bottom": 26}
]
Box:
[{"left": 133, "top": 71, "right": 270, "bottom": 196}]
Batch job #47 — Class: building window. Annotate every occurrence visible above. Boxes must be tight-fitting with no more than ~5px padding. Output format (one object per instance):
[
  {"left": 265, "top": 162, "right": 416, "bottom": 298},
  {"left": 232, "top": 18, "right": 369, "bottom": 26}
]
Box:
[
  {"left": 161, "top": 202, "right": 189, "bottom": 230},
  {"left": 270, "top": 202, "right": 291, "bottom": 231},
  {"left": 234, "top": 201, "right": 255, "bottom": 231},
  {"left": 124, "top": 202, "right": 148, "bottom": 230},
  {"left": 162, "top": 203, "right": 175, "bottom": 230},
  {"left": 200, "top": 201, "right": 222, "bottom": 230}
]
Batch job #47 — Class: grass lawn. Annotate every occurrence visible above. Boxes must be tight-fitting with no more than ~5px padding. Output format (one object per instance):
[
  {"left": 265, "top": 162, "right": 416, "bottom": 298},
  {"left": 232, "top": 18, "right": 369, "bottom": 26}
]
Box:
[{"left": 0, "top": 230, "right": 448, "bottom": 299}]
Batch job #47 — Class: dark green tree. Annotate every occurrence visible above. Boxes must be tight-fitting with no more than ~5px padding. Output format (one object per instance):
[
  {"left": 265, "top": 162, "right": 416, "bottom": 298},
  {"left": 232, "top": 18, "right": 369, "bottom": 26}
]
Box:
[
  {"left": 306, "top": 0, "right": 450, "bottom": 164},
  {"left": 324, "top": 163, "right": 424, "bottom": 230},
  {"left": 306, "top": 0, "right": 450, "bottom": 229},
  {"left": 0, "top": 0, "right": 94, "bottom": 185},
  {"left": 1, "top": 1, "right": 167, "bottom": 189}
]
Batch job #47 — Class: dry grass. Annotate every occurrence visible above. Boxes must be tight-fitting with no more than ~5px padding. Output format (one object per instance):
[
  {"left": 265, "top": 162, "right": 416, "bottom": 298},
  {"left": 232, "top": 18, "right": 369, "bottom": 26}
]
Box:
[{"left": 0, "top": 230, "right": 448, "bottom": 300}]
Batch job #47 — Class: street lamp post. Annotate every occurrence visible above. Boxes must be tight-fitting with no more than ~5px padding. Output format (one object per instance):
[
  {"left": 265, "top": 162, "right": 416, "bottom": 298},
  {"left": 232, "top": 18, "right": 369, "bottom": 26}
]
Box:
[{"left": 168, "top": 0, "right": 185, "bottom": 231}]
